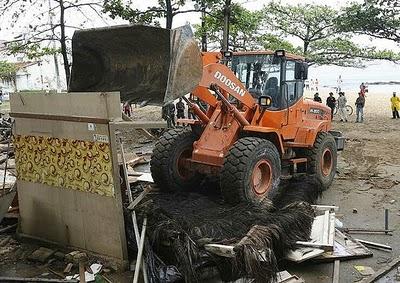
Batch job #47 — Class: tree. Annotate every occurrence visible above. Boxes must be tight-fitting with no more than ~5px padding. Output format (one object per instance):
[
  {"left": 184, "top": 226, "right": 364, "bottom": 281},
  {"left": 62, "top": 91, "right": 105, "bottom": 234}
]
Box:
[
  {"left": 0, "top": 61, "right": 17, "bottom": 90},
  {"left": 1, "top": 0, "right": 105, "bottom": 87},
  {"left": 263, "top": 2, "right": 400, "bottom": 66},
  {"left": 194, "top": 3, "right": 294, "bottom": 52},
  {"left": 338, "top": 0, "right": 400, "bottom": 42},
  {"left": 103, "top": 0, "right": 220, "bottom": 29}
]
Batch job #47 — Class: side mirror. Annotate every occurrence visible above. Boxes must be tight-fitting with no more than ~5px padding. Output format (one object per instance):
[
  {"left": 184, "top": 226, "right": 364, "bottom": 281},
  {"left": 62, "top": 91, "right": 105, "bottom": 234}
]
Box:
[
  {"left": 295, "top": 62, "right": 308, "bottom": 80},
  {"left": 258, "top": 95, "right": 272, "bottom": 108}
]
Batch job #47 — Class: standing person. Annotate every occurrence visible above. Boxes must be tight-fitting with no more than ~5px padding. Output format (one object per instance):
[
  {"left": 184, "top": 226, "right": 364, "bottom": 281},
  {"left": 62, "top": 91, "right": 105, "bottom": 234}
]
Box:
[
  {"left": 326, "top": 92, "right": 336, "bottom": 119},
  {"left": 391, "top": 92, "right": 400, "bottom": 119},
  {"left": 162, "top": 103, "right": 176, "bottom": 128},
  {"left": 310, "top": 79, "right": 314, "bottom": 91},
  {"left": 355, "top": 92, "right": 365, "bottom": 123},
  {"left": 313, "top": 92, "right": 322, "bottom": 103},
  {"left": 176, "top": 98, "right": 185, "bottom": 119},
  {"left": 315, "top": 79, "right": 319, "bottom": 91},
  {"left": 168, "top": 102, "right": 176, "bottom": 127},
  {"left": 123, "top": 102, "right": 132, "bottom": 117},
  {"left": 360, "top": 82, "right": 368, "bottom": 97},
  {"left": 0, "top": 88, "right": 3, "bottom": 105},
  {"left": 304, "top": 79, "right": 310, "bottom": 90},
  {"left": 337, "top": 75, "right": 343, "bottom": 93},
  {"left": 337, "top": 92, "right": 348, "bottom": 122}
]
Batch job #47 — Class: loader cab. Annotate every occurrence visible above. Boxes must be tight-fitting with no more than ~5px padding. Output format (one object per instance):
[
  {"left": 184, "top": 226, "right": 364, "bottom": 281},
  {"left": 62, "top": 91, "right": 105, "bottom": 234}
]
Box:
[{"left": 231, "top": 51, "right": 306, "bottom": 110}]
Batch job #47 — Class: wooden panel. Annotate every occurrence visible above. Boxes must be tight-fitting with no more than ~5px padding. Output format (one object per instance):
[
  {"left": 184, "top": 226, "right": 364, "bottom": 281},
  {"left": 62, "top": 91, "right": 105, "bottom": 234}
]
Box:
[
  {"left": 14, "top": 118, "right": 110, "bottom": 142},
  {"left": 18, "top": 180, "right": 125, "bottom": 259},
  {"left": 12, "top": 92, "right": 128, "bottom": 263},
  {"left": 10, "top": 92, "right": 121, "bottom": 120}
]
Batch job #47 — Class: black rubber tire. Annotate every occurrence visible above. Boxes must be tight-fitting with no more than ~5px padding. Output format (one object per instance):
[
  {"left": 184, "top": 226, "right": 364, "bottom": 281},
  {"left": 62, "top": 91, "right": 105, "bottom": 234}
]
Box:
[
  {"left": 150, "top": 128, "right": 200, "bottom": 191},
  {"left": 304, "top": 132, "right": 337, "bottom": 190},
  {"left": 346, "top": 105, "right": 354, "bottom": 116},
  {"left": 220, "top": 137, "right": 281, "bottom": 205}
]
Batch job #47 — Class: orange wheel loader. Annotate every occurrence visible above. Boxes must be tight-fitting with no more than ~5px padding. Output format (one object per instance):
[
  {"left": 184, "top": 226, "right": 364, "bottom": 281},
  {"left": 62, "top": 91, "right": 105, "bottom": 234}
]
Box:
[{"left": 69, "top": 25, "right": 344, "bottom": 204}]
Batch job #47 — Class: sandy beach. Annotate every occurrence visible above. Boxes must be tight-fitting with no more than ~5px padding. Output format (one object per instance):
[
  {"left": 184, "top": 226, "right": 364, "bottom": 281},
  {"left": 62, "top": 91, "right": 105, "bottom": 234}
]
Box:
[{"left": 305, "top": 87, "right": 395, "bottom": 120}]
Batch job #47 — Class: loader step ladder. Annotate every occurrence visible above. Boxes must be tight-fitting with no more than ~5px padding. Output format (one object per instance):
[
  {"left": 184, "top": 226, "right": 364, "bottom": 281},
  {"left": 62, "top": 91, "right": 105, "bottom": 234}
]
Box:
[{"left": 288, "top": 157, "right": 308, "bottom": 175}]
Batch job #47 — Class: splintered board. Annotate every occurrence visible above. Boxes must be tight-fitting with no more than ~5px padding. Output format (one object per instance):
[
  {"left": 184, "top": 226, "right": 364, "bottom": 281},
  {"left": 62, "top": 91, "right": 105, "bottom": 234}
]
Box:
[
  {"left": 313, "top": 229, "right": 373, "bottom": 262},
  {"left": 295, "top": 210, "right": 335, "bottom": 251}
]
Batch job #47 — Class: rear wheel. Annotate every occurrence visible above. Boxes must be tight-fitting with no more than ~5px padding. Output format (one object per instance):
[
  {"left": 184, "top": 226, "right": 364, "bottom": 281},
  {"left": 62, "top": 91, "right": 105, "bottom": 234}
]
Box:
[
  {"left": 303, "top": 132, "right": 337, "bottom": 190},
  {"left": 150, "top": 128, "right": 200, "bottom": 191},
  {"left": 346, "top": 105, "right": 354, "bottom": 116},
  {"left": 220, "top": 137, "right": 281, "bottom": 205}
]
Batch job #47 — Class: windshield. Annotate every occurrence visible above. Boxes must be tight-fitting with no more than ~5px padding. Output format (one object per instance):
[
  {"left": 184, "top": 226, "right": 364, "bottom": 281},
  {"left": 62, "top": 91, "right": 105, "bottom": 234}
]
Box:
[{"left": 231, "top": 54, "right": 281, "bottom": 100}]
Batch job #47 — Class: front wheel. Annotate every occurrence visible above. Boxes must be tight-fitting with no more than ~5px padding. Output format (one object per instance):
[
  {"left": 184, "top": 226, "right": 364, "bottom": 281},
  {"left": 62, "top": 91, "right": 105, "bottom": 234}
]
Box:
[
  {"left": 220, "top": 137, "right": 281, "bottom": 205},
  {"left": 150, "top": 128, "right": 200, "bottom": 191}
]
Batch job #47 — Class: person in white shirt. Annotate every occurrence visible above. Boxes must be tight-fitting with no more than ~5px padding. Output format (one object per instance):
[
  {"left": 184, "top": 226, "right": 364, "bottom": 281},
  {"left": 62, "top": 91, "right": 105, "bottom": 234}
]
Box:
[
  {"left": 337, "top": 75, "right": 343, "bottom": 93},
  {"left": 337, "top": 92, "right": 348, "bottom": 122}
]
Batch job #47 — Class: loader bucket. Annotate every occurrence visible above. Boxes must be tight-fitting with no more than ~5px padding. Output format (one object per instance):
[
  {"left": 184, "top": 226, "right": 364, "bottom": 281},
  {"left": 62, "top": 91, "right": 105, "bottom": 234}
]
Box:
[{"left": 69, "top": 25, "right": 202, "bottom": 105}]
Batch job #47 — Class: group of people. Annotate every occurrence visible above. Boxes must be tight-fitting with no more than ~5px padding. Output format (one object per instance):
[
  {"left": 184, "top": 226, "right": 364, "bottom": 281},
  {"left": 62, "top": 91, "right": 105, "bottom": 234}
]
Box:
[
  {"left": 304, "top": 79, "right": 319, "bottom": 91},
  {"left": 162, "top": 98, "right": 187, "bottom": 128},
  {"left": 313, "top": 91, "right": 366, "bottom": 123}
]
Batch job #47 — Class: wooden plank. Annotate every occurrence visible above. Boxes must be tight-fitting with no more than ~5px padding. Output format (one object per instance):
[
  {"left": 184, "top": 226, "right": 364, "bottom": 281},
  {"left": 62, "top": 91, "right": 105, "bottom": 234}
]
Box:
[
  {"left": 287, "top": 248, "right": 325, "bottom": 263},
  {"left": 108, "top": 123, "right": 129, "bottom": 263},
  {"left": 13, "top": 118, "right": 110, "bottom": 143},
  {"left": 127, "top": 187, "right": 151, "bottom": 210},
  {"left": 10, "top": 112, "right": 109, "bottom": 124},
  {"left": 333, "top": 260, "right": 340, "bottom": 283},
  {"left": 328, "top": 212, "right": 336, "bottom": 248},
  {"left": 360, "top": 256, "right": 400, "bottom": 283},
  {"left": 110, "top": 121, "right": 167, "bottom": 130},
  {"left": 311, "top": 205, "right": 339, "bottom": 212},
  {"left": 355, "top": 239, "right": 392, "bottom": 251},
  {"left": 10, "top": 92, "right": 121, "bottom": 120},
  {"left": 136, "top": 173, "right": 153, "bottom": 183},
  {"left": 295, "top": 211, "right": 335, "bottom": 252}
]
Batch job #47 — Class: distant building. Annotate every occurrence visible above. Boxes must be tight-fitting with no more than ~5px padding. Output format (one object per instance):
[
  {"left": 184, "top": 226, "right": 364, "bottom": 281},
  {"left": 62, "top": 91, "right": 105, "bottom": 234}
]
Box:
[{"left": 0, "top": 40, "right": 66, "bottom": 93}]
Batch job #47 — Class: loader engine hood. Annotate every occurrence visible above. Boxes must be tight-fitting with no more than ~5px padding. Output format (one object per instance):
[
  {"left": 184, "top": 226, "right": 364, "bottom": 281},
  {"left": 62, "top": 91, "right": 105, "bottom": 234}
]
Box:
[{"left": 69, "top": 25, "right": 203, "bottom": 105}]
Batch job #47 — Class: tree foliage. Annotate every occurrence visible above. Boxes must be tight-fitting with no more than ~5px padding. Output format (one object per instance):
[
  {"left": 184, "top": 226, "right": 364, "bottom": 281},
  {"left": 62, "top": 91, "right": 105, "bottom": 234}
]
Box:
[
  {"left": 103, "top": 0, "right": 220, "bottom": 29},
  {"left": 194, "top": 4, "right": 261, "bottom": 50},
  {"left": 194, "top": 3, "right": 295, "bottom": 52},
  {"left": 0, "top": 0, "right": 105, "bottom": 86},
  {"left": 338, "top": 0, "right": 400, "bottom": 42},
  {"left": 0, "top": 61, "right": 17, "bottom": 83},
  {"left": 263, "top": 2, "right": 400, "bottom": 66}
]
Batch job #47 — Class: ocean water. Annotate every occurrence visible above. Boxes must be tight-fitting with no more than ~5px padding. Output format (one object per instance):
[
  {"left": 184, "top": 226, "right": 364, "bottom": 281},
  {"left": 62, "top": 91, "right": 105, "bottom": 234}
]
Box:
[{"left": 308, "top": 60, "right": 400, "bottom": 93}]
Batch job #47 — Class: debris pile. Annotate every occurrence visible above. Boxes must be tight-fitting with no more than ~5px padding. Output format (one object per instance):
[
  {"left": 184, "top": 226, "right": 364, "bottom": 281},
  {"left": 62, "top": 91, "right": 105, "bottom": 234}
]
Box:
[{"left": 124, "top": 176, "right": 324, "bottom": 282}]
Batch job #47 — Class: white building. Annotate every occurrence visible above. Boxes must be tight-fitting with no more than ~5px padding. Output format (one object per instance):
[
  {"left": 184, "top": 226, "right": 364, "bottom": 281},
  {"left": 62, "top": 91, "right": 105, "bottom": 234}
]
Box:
[{"left": 0, "top": 40, "right": 67, "bottom": 93}]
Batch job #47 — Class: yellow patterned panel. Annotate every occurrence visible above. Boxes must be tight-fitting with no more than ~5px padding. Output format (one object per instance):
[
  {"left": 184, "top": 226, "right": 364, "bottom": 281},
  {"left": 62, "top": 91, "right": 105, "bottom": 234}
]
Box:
[{"left": 13, "top": 135, "right": 114, "bottom": 197}]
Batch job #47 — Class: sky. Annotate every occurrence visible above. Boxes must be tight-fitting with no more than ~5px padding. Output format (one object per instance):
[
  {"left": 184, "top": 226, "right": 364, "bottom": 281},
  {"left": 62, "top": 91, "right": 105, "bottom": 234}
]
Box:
[{"left": 0, "top": 0, "right": 399, "bottom": 90}]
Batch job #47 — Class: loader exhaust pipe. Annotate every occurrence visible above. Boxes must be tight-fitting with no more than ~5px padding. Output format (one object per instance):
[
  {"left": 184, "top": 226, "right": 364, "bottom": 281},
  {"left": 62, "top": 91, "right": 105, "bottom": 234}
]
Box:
[{"left": 69, "top": 25, "right": 203, "bottom": 105}]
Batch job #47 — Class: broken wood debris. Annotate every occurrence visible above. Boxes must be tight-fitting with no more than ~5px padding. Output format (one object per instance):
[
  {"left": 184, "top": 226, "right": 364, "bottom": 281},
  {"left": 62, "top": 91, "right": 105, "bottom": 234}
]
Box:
[
  {"left": 355, "top": 239, "right": 392, "bottom": 252},
  {"left": 28, "top": 247, "right": 55, "bottom": 263},
  {"left": 314, "top": 229, "right": 372, "bottom": 262},
  {"left": 341, "top": 228, "right": 394, "bottom": 235},
  {"left": 277, "top": 270, "right": 305, "bottom": 283},
  {"left": 120, "top": 142, "right": 149, "bottom": 283},
  {"left": 332, "top": 260, "right": 340, "bottom": 283},
  {"left": 294, "top": 209, "right": 335, "bottom": 251}
]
